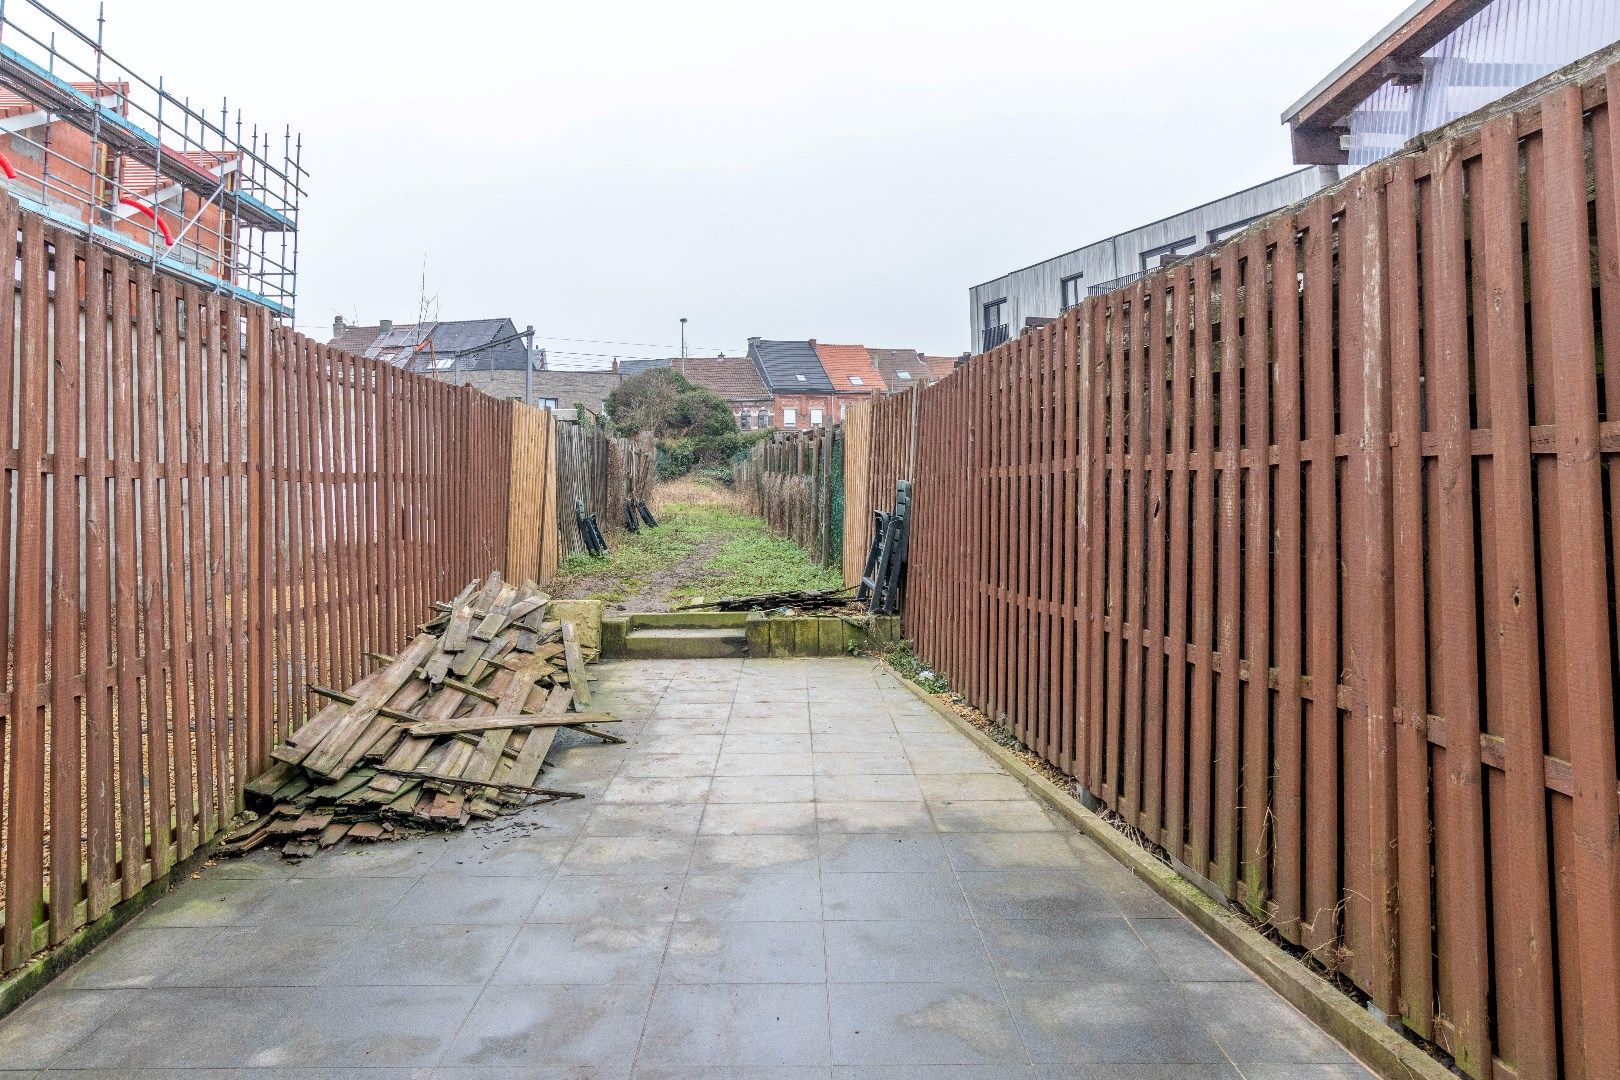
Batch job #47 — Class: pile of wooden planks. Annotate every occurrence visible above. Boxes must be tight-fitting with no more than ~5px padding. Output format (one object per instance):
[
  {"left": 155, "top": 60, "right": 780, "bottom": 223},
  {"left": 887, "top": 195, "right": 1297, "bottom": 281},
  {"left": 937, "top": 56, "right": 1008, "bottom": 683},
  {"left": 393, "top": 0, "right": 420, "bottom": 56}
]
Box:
[{"left": 223, "top": 573, "right": 618, "bottom": 859}]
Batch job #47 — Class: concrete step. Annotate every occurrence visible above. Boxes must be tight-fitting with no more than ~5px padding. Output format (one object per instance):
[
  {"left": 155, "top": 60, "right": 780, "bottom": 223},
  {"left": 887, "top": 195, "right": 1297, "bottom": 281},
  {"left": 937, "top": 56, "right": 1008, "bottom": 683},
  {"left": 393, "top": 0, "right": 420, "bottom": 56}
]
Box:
[{"left": 622, "top": 626, "right": 749, "bottom": 659}]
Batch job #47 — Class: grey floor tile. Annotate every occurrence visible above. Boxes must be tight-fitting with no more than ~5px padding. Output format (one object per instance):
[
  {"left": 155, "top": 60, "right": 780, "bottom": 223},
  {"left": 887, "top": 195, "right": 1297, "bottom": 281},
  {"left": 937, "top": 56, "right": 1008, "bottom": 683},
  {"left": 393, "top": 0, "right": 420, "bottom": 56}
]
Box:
[
  {"left": 709, "top": 775, "right": 816, "bottom": 804},
  {"left": 941, "top": 833, "right": 1090, "bottom": 873},
  {"left": 635, "top": 734, "right": 725, "bottom": 756},
  {"left": 813, "top": 753, "right": 913, "bottom": 777},
  {"left": 493, "top": 920, "right": 669, "bottom": 984},
  {"left": 957, "top": 871, "right": 1126, "bottom": 921},
  {"left": 834, "top": 1068, "right": 1036, "bottom": 1079},
  {"left": 828, "top": 982, "right": 1023, "bottom": 1066},
  {"left": 818, "top": 834, "right": 951, "bottom": 875},
  {"left": 1180, "top": 982, "right": 1357, "bottom": 1066},
  {"left": 825, "top": 919, "right": 993, "bottom": 982},
  {"left": 0, "top": 988, "right": 137, "bottom": 1070},
  {"left": 442, "top": 984, "right": 654, "bottom": 1067},
  {"left": 927, "top": 800, "right": 1057, "bottom": 833},
  {"left": 700, "top": 802, "right": 818, "bottom": 835},
  {"left": 602, "top": 776, "right": 715, "bottom": 803},
  {"left": 290, "top": 838, "right": 451, "bottom": 878},
  {"left": 620, "top": 754, "right": 720, "bottom": 779},
  {"left": 1129, "top": 918, "right": 1252, "bottom": 982},
  {"left": 239, "top": 877, "right": 414, "bottom": 926},
  {"left": 529, "top": 874, "right": 684, "bottom": 923},
  {"left": 634, "top": 1068, "right": 831, "bottom": 1079},
  {"left": 585, "top": 802, "right": 707, "bottom": 835},
  {"left": 52, "top": 986, "right": 306, "bottom": 1068},
  {"left": 808, "top": 714, "right": 897, "bottom": 734},
  {"left": 813, "top": 775, "right": 922, "bottom": 803},
  {"left": 561, "top": 835, "right": 696, "bottom": 876},
  {"left": 664, "top": 919, "right": 826, "bottom": 983},
  {"left": 815, "top": 801, "right": 934, "bottom": 833},
  {"left": 1033, "top": 1067, "right": 1239, "bottom": 1079},
  {"left": 915, "top": 775, "right": 1028, "bottom": 802},
  {"left": 387, "top": 874, "right": 549, "bottom": 925},
  {"left": 57, "top": 926, "right": 219, "bottom": 989},
  {"left": 821, "top": 871, "right": 970, "bottom": 921},
  {"left": 725, "top": 716, "right": 814, "bottom": 735},
  {"left": 138, "top": 876, "right": 281, "bottom": 928},
  {"left": 722, "top": 733, "right": 813, "bottom": 754},
  {"left": 1005, "top": 982, "right": 1227, "bottom": 1065},
  {"left": 690, "top": 835, "right": 821, "bottom": 874},
  {"left": 678, "top": 871, "right": 823, "bottom": 921},
  {"left": 714, "top": 753, "right": 815, "bottom": 777},
  {"left": 638, "top": 984, "right": 830, "bottom": 1068},
  {"left": 159, "top": 924, "right": 359, "bottom": 987},
  {"left": 812, "top": 734, "right": 902, "bottom": 756},
  {"left": 329, "top": 924, "right": 519, "bottom": 985},
  {"left": 436, "top": 1067, "right": 632, "bottom": 1079},
  {"left": 1238, "top": 1065, "right": 1374, "bottom": 1079},
  {"left": 978, "top": 918, "right": 1165, "bottom": 984}
]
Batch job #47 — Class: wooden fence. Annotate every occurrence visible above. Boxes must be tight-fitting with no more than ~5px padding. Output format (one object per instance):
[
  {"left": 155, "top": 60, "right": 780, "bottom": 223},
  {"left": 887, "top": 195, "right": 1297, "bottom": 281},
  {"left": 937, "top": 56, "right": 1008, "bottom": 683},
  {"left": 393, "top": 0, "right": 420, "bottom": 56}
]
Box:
[
  {"left": 735, "top": 424, "right": 842, "bottom": 568},
  {"left": 879, "top": 63, "right": 1620, "bottom": 1080},
  {"left": 507, "top": 402, "right": 561, "bottom": 587},
  {"left": 0, "top": 192, "right": 537, "bottom": 979},
  {"left": 554, "top": 420, "right": 655, "bottom": 559}
]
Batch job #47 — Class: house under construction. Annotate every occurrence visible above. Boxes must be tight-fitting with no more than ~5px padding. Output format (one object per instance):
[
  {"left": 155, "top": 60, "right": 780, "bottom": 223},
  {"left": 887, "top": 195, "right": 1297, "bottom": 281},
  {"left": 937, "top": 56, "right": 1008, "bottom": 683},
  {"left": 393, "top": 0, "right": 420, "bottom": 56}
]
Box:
[{"left": 0, "top": 0, "right": 303, "bottom": 315}]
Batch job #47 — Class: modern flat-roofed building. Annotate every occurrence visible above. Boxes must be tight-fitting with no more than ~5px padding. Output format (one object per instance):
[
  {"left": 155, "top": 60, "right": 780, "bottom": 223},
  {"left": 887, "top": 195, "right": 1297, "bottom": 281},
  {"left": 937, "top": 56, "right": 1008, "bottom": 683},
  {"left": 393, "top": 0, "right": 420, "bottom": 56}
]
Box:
[{"left": 967, "top": 167, "right": 1336, "bottom": 354}]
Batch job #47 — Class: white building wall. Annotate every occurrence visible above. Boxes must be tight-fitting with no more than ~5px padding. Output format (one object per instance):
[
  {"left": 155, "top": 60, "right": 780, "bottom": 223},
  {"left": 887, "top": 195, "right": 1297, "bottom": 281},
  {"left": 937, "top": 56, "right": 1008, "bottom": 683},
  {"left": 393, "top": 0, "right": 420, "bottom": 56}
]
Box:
[{"left": 967, "top": 167, "right": 1335, "bottom": 354}]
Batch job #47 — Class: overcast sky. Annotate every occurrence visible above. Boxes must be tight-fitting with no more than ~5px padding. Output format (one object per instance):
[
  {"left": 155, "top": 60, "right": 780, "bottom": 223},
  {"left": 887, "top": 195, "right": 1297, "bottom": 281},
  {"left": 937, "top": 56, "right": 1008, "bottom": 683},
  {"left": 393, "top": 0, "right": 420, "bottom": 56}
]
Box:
[{"left": 49, "top": 0, "right": 1400, "bottom": 364}]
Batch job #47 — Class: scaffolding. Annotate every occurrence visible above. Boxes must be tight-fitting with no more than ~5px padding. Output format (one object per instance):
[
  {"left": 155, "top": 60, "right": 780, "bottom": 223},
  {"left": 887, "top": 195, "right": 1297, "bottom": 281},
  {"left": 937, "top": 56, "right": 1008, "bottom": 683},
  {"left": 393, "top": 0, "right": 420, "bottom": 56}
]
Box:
[{"left": 0, "top": 0, "right": 304, "bottom": 316}]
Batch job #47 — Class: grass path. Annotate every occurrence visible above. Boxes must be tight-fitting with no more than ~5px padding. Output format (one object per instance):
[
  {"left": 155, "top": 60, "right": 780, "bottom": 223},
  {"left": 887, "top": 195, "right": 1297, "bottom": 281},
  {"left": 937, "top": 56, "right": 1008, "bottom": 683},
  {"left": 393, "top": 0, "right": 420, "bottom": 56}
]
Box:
[{"left": 550, "top": 476, "right": 843, "bottom": 613}]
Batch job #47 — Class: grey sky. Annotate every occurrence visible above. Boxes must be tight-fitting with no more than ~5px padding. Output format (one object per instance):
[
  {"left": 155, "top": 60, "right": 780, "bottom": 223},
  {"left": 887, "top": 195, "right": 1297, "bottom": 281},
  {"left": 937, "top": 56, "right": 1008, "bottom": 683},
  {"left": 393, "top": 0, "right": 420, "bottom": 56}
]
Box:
[{"left": 55, "top": 0, "right": 1400, "bottom": 363}]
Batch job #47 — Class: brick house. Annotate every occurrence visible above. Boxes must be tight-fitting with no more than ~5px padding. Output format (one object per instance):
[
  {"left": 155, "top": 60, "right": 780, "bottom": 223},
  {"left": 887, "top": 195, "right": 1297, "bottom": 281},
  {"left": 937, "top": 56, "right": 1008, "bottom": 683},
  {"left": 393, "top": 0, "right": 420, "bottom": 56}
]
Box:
[
  {"left": 813, "top": 342, "right": 884, "bottom": 421},
  {"left": 747, "top": 338, "right": 836, "bottom": 429}
]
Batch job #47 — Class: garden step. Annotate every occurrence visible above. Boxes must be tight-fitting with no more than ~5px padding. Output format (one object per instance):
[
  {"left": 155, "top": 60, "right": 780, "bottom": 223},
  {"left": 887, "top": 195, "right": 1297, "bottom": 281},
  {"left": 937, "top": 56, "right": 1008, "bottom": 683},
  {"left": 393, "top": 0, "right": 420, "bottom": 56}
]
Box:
[{"left": 622, "top": 626, "right": 749, "bottom": 659}]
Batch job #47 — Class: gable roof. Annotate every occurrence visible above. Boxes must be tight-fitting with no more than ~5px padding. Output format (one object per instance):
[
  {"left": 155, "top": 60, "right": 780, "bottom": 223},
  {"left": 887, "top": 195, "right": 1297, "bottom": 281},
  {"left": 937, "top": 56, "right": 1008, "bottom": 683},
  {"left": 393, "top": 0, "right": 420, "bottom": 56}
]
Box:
[
  {"left": 447, "top": 368, "right": 621, "bottom": 413},
  {"left": 328, "top": 318, "right": 528, "bottom": 372},
  {"left": 813, "top": 343, "right": 884, "bottom": 393},
  {"left": 749, "top": 339, "right": 834, "bottom": 394},
  {"left": 923, "top": 355, "right": 960, "bottom": 381},
  {"left": 614, "top": 357, "right": 772, "bottom": 405},
  {"left": 867, "top": 347, "right": 924, "bottom": 388}
]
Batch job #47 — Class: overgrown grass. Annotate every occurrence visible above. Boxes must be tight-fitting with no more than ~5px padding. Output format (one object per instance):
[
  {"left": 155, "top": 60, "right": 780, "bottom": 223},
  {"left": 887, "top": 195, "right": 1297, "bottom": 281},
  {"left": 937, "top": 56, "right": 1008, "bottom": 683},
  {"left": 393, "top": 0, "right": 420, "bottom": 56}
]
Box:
[
  {"left": 673, "top": 514, "right": 845, "bottom": 599},
  {"left": 884, "top": 638, "right": 950, "bottom": 694},
  {"left": 552, "top": 497, "right": 842, "bottom": 604}
]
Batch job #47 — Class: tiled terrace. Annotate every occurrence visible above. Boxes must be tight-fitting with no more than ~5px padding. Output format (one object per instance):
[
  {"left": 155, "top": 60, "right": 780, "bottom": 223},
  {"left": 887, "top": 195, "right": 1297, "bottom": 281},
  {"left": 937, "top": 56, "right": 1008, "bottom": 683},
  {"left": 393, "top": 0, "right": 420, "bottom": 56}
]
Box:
[{"left": 0, "top": 657, "right": 1372, "bottom": 1078}]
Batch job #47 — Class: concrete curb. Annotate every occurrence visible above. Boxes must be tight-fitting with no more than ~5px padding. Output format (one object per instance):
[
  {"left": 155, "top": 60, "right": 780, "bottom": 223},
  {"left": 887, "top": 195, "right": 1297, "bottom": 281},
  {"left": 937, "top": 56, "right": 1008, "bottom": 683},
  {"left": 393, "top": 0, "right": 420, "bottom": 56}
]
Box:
[{"left": 881, "top": 661, "right": 1453, "bottom": 1080}]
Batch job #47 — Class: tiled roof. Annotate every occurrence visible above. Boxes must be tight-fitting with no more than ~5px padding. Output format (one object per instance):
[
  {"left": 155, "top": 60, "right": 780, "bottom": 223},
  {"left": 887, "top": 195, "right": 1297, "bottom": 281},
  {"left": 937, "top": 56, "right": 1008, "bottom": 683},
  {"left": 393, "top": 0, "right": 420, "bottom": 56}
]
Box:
[
  {"left": 328, "top": 318, "right": 529, "bottom": 372},
  {"left": 0, "top": 81, "right": 125, "bottom": 118},
  {"left": 445, "top": 368, "right": 622, "bottom": 413},
  {"left": 749, "top": 339, "right": 834, "bottom": 393},
  {"left": 670, "top": 357, "right": 771, "bottom": 403},
  {"left": 867, "top": 347, "right": 924, "bottom": 387},
  {"left": 923, "top": 355, "right": 960, "bottom": 381},
  {"left": 813, "top": 343, "right": 884, "bottom": 394},
  {"left": 118, "top": 149, "right": 235, "bottom": 198}
]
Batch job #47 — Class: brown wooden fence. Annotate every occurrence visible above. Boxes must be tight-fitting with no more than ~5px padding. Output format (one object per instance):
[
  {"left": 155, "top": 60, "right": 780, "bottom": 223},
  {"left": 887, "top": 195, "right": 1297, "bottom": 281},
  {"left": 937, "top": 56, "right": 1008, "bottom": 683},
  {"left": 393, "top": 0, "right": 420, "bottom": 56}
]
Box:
[
  {"left": 735, "top": 424, "right": 842, "bottom": 568},
  {"left": 507, "top": 402, "right": 561, "bottom": 587},
  {"left": 554, "top": 420, "right": 655, "bottom": 559},
  {"left": 882, "top": 64, "right": 1620, "bottom": 1080},
  {"left": 0, "top": 194, "right": 519, "bottom": 978}
]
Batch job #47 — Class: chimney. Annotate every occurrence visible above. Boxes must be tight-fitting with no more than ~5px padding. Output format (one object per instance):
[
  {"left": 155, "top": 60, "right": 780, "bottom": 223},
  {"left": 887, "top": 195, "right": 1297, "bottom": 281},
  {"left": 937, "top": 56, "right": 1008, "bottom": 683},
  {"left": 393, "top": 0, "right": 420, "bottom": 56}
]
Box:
[
  {"left": 379, "top": 318, "right": 394, "bottom": 334},
  {"left": 807, "top": 338, "right": 817, "bottom": 347},
  {"left": 333, "top": 314, "right": 346, "bottom": 338},
  {"left": 747, "top": 336, "right": 761, "bottom": 349},
  {"left": 611, "top": 357, "right": 620, "bottom": 374}
]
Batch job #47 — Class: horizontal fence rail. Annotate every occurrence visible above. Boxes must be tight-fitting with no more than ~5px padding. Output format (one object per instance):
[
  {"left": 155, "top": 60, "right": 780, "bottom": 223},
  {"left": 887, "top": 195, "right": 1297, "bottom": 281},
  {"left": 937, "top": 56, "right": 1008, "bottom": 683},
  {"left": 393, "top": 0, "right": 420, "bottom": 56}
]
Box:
[
  {"left": 0, "top": 193, "right": 518, "bottom": 977},
  {"left": 886, "top": 61, "right": 1620, "bottom": 1080}
]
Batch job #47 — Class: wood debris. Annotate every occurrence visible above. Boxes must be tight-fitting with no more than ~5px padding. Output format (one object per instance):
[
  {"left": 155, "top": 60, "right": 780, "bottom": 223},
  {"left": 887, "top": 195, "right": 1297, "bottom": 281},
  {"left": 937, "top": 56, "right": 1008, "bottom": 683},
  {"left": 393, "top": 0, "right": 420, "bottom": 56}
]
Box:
[{"left": 224, "top": 573, "right": 614, "bottom": 859}]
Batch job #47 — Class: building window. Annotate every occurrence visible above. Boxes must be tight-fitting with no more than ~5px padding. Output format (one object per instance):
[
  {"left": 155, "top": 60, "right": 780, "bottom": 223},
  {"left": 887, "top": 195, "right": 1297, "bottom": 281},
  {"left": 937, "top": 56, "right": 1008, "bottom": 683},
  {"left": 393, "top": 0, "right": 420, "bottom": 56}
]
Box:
[
  {"left": 783, "top": 407, "right": 797, "bottom": 426},
  {"left": 795, "top": 373, "right": 806, "bottom": 382},
  {"left": 982, "top": 299, "right": 1008, "bottom": 349},
  {"left": 757, "top": 408, "right": 769, "bottom": 428},
  {"left": 810, "top": 408, "right": 824, "bottom": 426},
  {"left": 1140, "top": 236, "right": 1198, "bottom": 273},
  {"left": 849, "top": 375, "right": 864, "bottom": 386},
  {"left": 840, "top": 401, "right": 849, "bottom": 419},
  {"left": 538, "top": 398, "right": 559, "bottom": 410},
  {"left": 1061, "top": 273, "right": 1085, "bottom": 311},
  {"left": 738, "top": 410, "right": 750, "bottom": 430},
  {"left": 896, "top": 370, "right": 912, "bottom": 381}
]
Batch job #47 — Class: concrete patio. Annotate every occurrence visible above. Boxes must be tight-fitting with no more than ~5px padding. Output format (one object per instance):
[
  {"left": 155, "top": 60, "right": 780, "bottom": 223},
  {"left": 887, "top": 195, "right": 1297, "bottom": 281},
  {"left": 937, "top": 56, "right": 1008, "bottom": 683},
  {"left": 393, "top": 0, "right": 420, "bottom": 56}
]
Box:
[{"left": 0, "top": 657, "right": 1372, "bottom": 1078}]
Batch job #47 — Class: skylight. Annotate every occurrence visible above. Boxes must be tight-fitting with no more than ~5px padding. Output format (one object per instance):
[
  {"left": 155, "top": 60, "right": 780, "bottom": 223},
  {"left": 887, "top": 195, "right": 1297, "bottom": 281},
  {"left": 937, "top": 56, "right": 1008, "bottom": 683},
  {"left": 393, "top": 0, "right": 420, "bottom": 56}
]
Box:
[
  {"left": 897, "top": 370, "right": 912, "bottom": 380},
  {"left": 795, "top": 373, "right": 806, "bottom": 381},
  {"left": 849, "top": 375, "right": 864, "bottom": 386}
]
